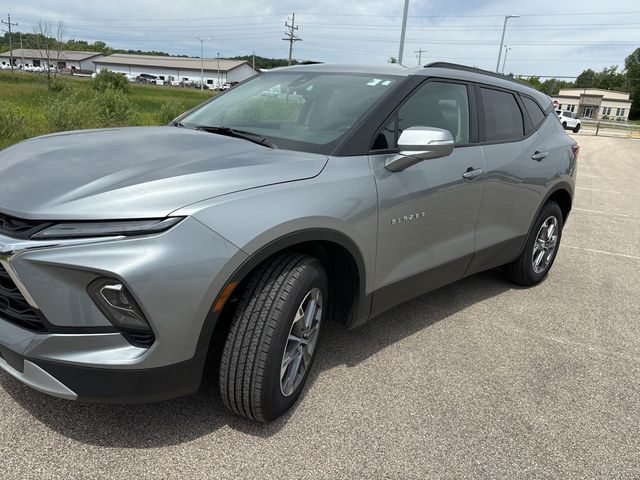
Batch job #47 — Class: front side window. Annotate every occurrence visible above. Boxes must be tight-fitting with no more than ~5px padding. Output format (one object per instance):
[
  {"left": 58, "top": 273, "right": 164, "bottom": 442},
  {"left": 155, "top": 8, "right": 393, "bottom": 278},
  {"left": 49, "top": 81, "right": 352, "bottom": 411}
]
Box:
[
  {"left": 480, "top": 87, "right": 524, "bottom": 142},
  {"left": 372, "top": 81, "right": 470, "bottom": 150},
  {"left": 181, "top": 72, "right": 399, "bottom": 153}
]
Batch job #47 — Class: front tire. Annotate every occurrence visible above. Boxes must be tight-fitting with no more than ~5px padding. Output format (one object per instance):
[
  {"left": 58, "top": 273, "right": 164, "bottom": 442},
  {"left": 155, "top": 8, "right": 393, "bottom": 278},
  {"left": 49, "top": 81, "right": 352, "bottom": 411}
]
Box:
[
  {"left": 562, "top": 121, "right": 567, "bottom": 129},
  {"left": 573, "top": 124, "right": 581, "bottom": 133},
  {"left": 219, "top": 253, "right": 328, "bottom": 422},
  {"left": 504, "top": 201, "right": 564, "bottom": 286}
]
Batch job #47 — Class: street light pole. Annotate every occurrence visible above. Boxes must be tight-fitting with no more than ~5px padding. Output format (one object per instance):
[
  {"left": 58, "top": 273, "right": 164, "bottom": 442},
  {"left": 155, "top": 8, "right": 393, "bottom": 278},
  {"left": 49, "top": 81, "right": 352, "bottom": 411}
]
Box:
[
  {"left": 496, "top": 15, "right": 519, "bottom": 73},
  {"left": 501, "top": 46, "right": 511, "bottom": 74},
  {"left": 195, "top": 36, "right": 210, "bottom": 92},
  {"left": 397, "top": 0, "right": 410, "bottom": 65}
]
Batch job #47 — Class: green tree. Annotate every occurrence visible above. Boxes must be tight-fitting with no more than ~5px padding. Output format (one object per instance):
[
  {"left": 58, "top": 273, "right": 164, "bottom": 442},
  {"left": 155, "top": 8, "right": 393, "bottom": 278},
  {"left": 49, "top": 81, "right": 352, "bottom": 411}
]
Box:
[
  {"left": 625, "top": 48, "right": 640, "bottom": 119},
  {"left": 576, "top": 69, "right": 597, "bottom": 88}
]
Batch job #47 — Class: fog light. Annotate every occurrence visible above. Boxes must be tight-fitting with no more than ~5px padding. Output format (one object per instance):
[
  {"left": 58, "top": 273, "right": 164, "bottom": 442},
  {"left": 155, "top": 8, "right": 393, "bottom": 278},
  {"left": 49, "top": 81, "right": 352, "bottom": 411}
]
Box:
[{"left": 88, "top": 278, "right": 151, "bottom": 331}]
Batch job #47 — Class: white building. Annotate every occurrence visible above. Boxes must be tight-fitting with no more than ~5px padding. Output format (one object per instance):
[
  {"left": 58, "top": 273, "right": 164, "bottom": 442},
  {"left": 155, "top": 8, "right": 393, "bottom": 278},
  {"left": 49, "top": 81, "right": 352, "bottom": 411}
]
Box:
[
  {"left": 0, "top": 49, "right": 102, "bottom": 71},
  {"left": 553, "top": 88, "right": 632, "bottom": 121},
  {"left": 93, "top": 53, "right": 258, "bottom": 85}
]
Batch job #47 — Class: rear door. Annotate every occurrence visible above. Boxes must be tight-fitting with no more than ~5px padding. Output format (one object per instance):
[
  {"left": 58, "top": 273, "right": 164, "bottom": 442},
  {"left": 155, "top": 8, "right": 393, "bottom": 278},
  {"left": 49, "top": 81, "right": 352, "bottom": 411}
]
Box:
[
  {"left": 369, "top": 79, "right": 486, "bottom": 315},
  {"left": 466, "top": 85, "right": 550, "bottom": 275}
]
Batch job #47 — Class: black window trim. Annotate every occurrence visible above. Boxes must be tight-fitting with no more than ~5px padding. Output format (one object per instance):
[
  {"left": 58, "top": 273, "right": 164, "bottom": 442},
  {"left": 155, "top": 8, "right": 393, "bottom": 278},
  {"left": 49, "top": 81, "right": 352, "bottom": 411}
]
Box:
[{"left": 368, "top": 76, "right": 478, "bottom": 155}]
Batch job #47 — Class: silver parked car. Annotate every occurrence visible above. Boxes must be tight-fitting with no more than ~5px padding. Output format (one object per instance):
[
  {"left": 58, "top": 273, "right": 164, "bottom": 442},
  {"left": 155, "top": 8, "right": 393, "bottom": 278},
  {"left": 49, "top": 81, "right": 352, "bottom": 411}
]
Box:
[{"left": 0, "top": 63, "right": 578, "bottom": 421}]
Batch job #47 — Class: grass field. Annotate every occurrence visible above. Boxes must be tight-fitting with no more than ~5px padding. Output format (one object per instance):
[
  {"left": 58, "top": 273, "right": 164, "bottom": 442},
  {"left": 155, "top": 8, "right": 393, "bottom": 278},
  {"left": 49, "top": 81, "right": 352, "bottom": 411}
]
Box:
[{"left": 0, "top": 71, "right": 215, "bottom": 148}]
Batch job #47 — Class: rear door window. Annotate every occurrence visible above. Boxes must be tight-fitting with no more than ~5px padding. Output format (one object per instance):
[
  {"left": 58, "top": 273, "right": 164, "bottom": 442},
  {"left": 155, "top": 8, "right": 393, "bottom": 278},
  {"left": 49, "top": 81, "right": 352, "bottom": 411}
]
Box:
[{"left": 479, "top": 88, "right": 524, "bottom": 142}]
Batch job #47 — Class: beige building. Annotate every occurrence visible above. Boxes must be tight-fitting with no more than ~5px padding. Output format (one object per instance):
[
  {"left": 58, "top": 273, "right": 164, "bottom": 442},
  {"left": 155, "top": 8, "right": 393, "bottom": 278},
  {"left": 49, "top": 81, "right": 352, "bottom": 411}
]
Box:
[
  {"left": 553, "top": 88, "right": 632, "bottom": 122},
  {"left": 93, "top": 54, "right": 258, "bottom": 86},
  {"left": 0, "top": 49, "right": 102, "bottom": 71}
]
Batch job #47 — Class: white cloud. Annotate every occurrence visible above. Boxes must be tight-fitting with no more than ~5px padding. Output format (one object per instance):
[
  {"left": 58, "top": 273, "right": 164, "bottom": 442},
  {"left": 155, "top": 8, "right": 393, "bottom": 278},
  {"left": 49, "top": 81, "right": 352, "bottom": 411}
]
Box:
[{"left": 6, "top": 0, "right": 640, "bottom": 77}]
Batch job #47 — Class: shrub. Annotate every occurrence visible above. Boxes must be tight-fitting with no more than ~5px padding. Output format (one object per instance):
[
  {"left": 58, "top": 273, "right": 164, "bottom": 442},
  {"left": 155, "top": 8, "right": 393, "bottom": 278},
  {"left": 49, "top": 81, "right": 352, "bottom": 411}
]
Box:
[
  {"left": 0, "top": 101, "right": 27, "bottom": 149},
  {"left": 50, "top": 78, "right": 65, "bottom": 92},
  {"left": 156, "top": 100, "right": 186, "bottom": 124},
  {"left": 93, "top": 88, "right": 137, "bottom": 127},
  {"left": 44, "top": 92, "right": 94, "bottom": 132},
  {"left": 93, "top": 69, "right": 130, "bottom": 94}
]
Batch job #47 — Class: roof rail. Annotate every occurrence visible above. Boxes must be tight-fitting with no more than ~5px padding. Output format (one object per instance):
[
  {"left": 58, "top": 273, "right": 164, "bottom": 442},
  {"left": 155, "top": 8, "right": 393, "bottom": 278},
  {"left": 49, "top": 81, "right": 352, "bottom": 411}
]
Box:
[{"left": 423, "top": 62, "right": 533, "bottom": 89}]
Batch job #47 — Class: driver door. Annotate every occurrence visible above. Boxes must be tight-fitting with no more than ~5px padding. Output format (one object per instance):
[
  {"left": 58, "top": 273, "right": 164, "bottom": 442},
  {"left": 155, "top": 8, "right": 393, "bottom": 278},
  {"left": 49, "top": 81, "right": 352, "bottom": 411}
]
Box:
[{"left": 369, "top": 79, "right": 486, "bottom": 315}]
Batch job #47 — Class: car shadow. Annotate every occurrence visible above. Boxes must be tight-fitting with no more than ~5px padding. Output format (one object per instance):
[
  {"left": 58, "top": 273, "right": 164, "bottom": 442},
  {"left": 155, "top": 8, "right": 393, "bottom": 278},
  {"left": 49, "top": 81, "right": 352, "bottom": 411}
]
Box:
[{"left": 0, "top": 269, "right": 514, "bottom": 448}]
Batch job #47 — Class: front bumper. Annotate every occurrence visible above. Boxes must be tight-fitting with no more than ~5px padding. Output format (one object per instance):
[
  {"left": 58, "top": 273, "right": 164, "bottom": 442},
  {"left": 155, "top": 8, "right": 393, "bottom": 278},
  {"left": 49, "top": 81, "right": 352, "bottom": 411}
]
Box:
[{"left": 0, "top": 216, "right": 247, "bottom": 401}]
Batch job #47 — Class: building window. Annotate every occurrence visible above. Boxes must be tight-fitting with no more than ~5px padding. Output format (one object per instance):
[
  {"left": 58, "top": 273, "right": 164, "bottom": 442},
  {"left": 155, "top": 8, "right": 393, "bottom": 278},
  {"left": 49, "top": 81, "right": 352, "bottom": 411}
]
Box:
[
  {"left": 616, "top": 108, "right": 625, "bottom": 117},
  {"left": 602, "top": 107, "right": 611, "bottom": 116},
  {"left": 568, "top": 104, "right": 575, "bottom": 112}
]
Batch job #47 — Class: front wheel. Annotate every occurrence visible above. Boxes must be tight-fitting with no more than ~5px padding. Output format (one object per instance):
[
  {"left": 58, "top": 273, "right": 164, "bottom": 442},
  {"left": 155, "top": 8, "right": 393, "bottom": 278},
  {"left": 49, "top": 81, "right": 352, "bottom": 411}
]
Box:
[
  {"left": 562, "top": 121, "right": 567, "bottom": 129},
  {"left": 219, "top": 253, "right": 328, "bottom": 422},
  {"left": 504, "top": 201, "right": 564, "bottom": 286},
  {"left": 573, "top": 124, "right": 581, "bottom": 133}
]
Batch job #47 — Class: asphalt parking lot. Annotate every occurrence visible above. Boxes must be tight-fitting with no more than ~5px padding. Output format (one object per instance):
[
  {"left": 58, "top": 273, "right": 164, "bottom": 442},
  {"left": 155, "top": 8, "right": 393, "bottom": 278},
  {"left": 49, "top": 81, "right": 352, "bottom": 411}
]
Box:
[{"left": 1, "top": 134, "right": 639, "bottom": 479}]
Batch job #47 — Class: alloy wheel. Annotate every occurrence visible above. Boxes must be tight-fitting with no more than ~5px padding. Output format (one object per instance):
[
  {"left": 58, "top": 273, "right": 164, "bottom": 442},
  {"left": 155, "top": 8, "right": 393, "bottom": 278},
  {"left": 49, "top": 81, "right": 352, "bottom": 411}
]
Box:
[
  {"left": 532, "top": 216, "right": 559, "bottom": 274},
  {"left": 280, "top": 288, "right": 323, "bottom": 397}
]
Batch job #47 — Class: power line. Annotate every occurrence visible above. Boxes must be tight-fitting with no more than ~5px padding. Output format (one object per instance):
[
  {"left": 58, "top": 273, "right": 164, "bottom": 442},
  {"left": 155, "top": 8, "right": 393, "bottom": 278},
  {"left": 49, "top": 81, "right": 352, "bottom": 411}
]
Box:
[{"left": 282, "top": 13, "right": 301, "bottom": 66}]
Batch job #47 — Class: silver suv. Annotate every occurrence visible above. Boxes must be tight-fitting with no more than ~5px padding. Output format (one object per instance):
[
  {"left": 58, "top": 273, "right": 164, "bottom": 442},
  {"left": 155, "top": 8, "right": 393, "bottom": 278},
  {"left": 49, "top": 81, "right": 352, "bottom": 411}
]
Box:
[{"left": 0, "top": 63, "right": 578, "bottom": 421}]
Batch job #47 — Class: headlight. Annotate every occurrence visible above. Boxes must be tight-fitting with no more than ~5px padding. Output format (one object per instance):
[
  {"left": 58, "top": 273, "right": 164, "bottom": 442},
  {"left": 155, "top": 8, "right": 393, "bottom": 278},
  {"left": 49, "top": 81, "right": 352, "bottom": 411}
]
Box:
[{"left": 30, "top": 217, "right": 183, "bottom": 240}]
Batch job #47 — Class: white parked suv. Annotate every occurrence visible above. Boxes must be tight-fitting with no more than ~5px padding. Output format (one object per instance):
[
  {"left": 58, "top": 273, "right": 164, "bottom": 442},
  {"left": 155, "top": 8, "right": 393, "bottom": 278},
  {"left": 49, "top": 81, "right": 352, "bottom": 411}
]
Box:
[{"left": 557, "top": 110, "right": 581, "bottom": 133}]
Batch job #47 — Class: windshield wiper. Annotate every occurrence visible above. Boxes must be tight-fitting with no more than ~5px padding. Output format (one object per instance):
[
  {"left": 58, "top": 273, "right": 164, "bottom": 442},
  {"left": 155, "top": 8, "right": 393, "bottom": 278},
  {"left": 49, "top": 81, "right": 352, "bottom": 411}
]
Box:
[{"left": 192, "top": 125, "right": 277, "bottom": 148}]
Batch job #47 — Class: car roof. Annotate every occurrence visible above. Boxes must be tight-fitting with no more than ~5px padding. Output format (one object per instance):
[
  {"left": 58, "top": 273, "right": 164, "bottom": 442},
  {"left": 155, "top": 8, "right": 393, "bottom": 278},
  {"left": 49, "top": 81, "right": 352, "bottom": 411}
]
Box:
[{"left": 273, "top": 62, "right": 551, "bottom": 108}]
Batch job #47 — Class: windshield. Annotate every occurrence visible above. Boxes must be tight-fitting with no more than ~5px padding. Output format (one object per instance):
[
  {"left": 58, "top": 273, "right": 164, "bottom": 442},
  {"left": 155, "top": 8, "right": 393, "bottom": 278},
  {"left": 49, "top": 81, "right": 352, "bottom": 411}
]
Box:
[{"left": 180, "top": 72, "right": 400, "bottom": 153}]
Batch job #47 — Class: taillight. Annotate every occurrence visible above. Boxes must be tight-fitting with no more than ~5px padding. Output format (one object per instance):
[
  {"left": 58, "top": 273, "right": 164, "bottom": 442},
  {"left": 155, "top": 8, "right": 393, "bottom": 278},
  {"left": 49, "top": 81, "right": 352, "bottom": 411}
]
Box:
[{"left": 572, "top": 144, "right": 580, "bottom": 160}]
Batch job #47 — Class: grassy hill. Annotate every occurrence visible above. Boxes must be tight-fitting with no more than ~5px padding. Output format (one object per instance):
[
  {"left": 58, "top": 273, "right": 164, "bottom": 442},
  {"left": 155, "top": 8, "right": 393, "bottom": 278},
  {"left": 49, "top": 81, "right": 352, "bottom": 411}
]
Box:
[{"left": 0, "top": 71, "right": 215, "bottom": 149}]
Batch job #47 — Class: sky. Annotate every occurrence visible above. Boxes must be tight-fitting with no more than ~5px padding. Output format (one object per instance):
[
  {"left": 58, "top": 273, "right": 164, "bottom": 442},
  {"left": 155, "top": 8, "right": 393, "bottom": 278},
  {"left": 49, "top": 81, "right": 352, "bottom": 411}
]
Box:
[{"left": 3, "top": 0, "right": 640, "bottom": 78}]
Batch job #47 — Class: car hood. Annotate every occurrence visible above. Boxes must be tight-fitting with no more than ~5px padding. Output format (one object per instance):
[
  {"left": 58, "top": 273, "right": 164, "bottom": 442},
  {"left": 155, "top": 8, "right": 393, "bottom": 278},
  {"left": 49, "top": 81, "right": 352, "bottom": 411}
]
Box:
[{"left": 0, "top": 126, "right": 328, "bottom": 220}]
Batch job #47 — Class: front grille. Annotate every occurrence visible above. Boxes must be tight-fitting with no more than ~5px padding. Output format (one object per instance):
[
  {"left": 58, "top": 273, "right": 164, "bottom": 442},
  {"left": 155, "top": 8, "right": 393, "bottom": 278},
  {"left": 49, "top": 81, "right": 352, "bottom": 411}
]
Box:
[
  {"left": 0, "top": 212, "right": 50, "bottom": 239},
  {"left": 0, "top": 265, "right": 47, "bottom": 332}
]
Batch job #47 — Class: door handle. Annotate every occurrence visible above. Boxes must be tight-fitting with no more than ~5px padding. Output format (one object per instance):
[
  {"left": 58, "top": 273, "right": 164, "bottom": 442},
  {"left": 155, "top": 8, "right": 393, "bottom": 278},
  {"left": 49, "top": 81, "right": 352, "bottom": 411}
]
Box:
[
  {"left": 531, "top": 151, "right": 549, "bottom": 161},
  {"left": 462, "top": 168, "right": 484, "bottom": 180}
]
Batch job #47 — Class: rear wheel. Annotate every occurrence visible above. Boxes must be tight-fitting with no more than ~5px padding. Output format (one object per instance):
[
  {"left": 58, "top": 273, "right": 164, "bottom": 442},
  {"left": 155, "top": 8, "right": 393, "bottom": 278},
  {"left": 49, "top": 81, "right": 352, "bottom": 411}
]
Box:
[
  {"left": 573, "top": 124, "right": 581, "bottom": 133},
  {"left": 504, "top": 201, "right": 563, "bottom": 286},
  {"left": 219, "top": 253, "right": 328, "bottom": 422}
]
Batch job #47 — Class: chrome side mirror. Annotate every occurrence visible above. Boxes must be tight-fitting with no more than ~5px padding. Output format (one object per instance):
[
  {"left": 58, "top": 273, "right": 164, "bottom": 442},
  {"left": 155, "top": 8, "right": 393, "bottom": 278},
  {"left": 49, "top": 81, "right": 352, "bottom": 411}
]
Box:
[{"left": 385, "top": 126, "right": 455, "bottom": 172}]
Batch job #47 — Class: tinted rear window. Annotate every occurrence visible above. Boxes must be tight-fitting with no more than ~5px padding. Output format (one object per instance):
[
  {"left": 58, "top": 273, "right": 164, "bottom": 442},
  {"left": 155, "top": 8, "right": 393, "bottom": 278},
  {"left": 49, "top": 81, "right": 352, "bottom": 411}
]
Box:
[
  {"left": 522, "top": 96, "right": 545, "bottom": 127},
  {"left": 480, "top": 88, "right": 524, "bottom": 142}
]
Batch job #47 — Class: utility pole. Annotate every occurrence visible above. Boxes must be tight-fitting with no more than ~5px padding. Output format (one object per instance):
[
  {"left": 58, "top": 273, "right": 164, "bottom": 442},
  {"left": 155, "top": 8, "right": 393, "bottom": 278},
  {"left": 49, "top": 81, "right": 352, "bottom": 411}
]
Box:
[
  {"left": 1, "top": 14, "right": 18, "bottom": 73},
  {"left": 501, "top": 45, "right": 511, "bottom": 74},
  {"left": 496, "top": 15, "right": 519, "bottom": 73},
  {"left": 195, "top": 36, "right": 210, "bottom": 92},
  {"left": 217, "top": 52, "right": 220, "bottom": 86},
  {"left": 19, "top": 32, "right": 24, "bottom": 66},
  {"left": 282, "top": 13, "right": 301, "bottom": 66},
  {"left": 414, "top": 48, "right": 427, "bottom": 66},
  {"left": 398, "top": 0, "right": 410, "bottom": 65},
  {"left": 252, "top": 51, "right": 256, "bottom": 71}
]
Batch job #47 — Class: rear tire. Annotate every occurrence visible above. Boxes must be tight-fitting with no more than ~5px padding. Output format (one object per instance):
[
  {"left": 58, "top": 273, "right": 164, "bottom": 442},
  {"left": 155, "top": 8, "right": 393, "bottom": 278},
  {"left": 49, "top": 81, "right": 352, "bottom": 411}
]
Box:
[
  {"left": 573, "top": 124, "right": 581, "bottom": 133},
  {"left": 504, "top": 201, "right": 564, "bottom": 286},
  {"left": 219, "top": 253, "right": 328, "bottom": 422}
]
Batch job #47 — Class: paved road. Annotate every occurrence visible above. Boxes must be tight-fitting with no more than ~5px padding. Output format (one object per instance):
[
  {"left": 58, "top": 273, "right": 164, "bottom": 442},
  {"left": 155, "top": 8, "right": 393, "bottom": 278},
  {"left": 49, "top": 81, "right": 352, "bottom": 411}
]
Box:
[{"left": 1, "top": 135, "right": 639, "bottom": 479}]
